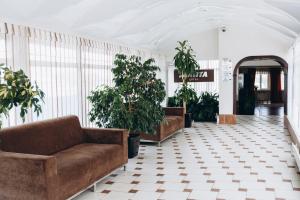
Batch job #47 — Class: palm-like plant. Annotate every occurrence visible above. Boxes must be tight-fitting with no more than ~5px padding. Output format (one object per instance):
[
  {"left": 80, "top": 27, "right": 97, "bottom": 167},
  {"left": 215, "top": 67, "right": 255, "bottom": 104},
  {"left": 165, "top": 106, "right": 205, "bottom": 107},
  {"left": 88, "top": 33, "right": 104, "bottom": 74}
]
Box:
[{"left": 174, "top": 40, "right": 199, "bottom": 112}]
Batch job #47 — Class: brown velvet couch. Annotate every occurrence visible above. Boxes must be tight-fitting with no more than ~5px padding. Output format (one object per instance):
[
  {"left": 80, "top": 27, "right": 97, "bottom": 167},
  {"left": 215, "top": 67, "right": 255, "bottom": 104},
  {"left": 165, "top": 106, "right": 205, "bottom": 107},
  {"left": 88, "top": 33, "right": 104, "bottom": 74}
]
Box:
[
  {"left": 0, "top": 115, "right": 128, "bottom": 200},
  {"left": 140, "top": 107, "right": 184, "bottom": 146}
]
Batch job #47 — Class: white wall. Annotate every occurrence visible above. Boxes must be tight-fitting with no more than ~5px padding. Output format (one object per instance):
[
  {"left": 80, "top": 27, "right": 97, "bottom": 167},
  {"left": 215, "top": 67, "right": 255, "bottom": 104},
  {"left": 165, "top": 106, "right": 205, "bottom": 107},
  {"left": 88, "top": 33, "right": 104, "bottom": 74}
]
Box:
[
  {"left": 165, "top": 23, "right": 293, "bottom": 115},
  {"left": 287, "top": 38, "right": 300, "bottom": 137},
  {"left": 161, "top": 29, "right": 219, "bottom": 61},
  {"left": 218, "top": 24, "right": 292, "bottom": 114}
]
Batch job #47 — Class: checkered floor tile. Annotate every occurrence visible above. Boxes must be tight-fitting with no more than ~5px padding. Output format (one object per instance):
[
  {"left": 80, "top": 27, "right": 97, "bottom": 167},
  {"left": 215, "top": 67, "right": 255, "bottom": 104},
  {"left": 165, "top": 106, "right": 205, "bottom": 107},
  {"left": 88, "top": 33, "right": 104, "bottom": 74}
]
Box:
[{"left": 74, "top": 115, "right": 300, "bottom": 200}]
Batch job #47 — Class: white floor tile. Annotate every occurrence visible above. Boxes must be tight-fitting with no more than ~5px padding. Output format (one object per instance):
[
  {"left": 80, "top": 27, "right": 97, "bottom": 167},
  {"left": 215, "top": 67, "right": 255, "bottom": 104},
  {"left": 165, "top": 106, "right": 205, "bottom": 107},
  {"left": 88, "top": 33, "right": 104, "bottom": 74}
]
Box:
[{"left": 74, "top": 116, "right": 300, "bottom": 200}]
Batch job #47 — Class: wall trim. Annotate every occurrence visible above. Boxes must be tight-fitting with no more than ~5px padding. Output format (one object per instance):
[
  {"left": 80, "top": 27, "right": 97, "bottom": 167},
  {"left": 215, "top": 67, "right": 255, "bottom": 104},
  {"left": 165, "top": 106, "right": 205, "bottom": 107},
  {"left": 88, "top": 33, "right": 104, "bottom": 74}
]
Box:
[
  {"left": 285, "top": 116, "right": 300, "bottom": 147},
  {"left": 219, "top": 114, "right": 237, "bottom": 124}
]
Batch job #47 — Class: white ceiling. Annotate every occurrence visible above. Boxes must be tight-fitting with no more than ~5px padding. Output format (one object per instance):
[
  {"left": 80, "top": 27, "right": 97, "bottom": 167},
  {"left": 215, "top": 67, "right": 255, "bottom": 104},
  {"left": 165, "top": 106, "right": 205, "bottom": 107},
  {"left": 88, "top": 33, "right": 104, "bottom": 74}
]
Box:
[{"left": 0, "top": 0, "right": 299, "bottom": 51}]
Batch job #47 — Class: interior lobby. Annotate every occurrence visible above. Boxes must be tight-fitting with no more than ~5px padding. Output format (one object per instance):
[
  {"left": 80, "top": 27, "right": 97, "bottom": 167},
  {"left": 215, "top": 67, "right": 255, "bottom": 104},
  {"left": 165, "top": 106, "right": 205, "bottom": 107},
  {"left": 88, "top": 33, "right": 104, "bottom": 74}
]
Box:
[{"left": 0, "top": 1, "right": 300, "bottom": 200}]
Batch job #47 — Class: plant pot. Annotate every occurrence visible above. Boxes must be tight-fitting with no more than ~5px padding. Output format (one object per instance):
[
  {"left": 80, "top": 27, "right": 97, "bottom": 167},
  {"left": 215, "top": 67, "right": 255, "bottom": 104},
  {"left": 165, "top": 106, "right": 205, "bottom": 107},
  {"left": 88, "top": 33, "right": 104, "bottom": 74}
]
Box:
[
  {"left": 128, "top": 132, "right": 140, "bottom": 159},
  {"left": 185, "top": 113, "right": 192, "bottom": 128}
]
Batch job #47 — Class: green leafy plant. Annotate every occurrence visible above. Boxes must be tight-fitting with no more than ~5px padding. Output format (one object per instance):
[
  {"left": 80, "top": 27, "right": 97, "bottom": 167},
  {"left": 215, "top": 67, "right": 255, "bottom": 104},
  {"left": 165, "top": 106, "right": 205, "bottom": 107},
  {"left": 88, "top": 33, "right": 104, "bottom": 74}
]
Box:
[
  {"left": 168, "top": 87, "right": 199, "bottom": 118},
  {"left": 88, "top": 54, "right": 166, "bottom": 134},
  {"left": 0, "top": 64, "right": 45, "bottom": 128},
  {"left": 175, "top": 85, "right": 198, "bottom": 113},
  {"left": 174, "top": 40, "right": 199, "bottom": 112},
  {"left": 167, "top": 96, "right": 180, "bottom": 107},
  {"left": 192, "top": 92, "right": 219, "bottom": 122}
]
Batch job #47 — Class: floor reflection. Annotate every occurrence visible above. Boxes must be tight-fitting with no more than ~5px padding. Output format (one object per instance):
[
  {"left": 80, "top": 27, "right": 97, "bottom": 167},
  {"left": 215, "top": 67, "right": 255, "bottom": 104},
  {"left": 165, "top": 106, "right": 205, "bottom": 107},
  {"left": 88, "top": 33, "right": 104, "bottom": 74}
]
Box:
[{"left": 255, "top": 103, "right": 284, "bottom": 116}]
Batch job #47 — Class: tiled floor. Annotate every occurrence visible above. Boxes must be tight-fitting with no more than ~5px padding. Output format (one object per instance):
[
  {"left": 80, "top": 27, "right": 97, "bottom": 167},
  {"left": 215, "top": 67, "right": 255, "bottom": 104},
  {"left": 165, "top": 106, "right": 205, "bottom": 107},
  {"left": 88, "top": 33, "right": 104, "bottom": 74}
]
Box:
[{"left": 74, "top": 115, "right": 300, "bottom": 200}]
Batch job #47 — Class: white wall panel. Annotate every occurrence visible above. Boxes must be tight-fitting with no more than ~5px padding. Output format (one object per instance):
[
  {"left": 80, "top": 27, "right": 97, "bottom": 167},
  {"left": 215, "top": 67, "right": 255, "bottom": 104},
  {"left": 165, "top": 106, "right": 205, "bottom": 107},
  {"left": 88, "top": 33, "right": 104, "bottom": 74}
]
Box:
[{"left": 287, "top": 38, "right": 300, "bottom": 137}]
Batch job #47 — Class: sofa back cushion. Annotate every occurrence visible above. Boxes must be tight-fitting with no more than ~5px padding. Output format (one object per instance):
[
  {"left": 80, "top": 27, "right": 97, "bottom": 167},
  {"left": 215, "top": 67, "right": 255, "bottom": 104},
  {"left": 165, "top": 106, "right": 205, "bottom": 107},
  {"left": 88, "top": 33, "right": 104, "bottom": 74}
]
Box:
[{"left": 0, "top": 115, "right": 84, "bottom": 155}]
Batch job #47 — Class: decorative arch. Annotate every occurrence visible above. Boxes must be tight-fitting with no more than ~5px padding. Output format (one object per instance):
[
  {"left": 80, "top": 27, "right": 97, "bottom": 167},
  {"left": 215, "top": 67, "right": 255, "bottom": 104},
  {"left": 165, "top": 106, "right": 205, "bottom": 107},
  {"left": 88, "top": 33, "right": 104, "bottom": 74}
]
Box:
[{"left": 233, "top": 55, "right": 288, "bottom": 115}]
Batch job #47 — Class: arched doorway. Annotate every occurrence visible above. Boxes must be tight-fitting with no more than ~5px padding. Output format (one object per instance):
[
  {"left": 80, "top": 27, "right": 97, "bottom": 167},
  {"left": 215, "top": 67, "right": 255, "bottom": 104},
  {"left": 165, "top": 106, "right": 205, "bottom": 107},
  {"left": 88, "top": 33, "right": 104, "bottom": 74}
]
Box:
[{"left": 233, "top": 55, "right": 288, "bottom": 115}]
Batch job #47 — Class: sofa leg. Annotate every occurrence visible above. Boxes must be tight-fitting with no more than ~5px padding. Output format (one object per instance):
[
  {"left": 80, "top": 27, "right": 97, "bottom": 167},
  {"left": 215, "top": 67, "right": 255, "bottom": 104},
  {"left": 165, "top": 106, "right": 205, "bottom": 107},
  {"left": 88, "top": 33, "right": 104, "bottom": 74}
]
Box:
[
  {"left": 90, "top": 183, "right": 96, "bottom": 192},
  {"left": 123, "top": 165, "right": 127, "bottom": 171},
  {"left": 157, "top": 142, "right": 161, "bottom": 147}
]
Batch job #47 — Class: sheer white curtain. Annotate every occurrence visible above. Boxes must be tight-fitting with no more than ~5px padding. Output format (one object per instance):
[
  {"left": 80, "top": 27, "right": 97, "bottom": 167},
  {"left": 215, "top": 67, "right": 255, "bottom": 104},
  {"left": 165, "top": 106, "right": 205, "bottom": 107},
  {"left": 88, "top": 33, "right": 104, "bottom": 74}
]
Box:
[
  {"left": 0, "top": 22, "right": 167, "bottom": 128},
  {"left": 29, "top": 29, "right": 80, "bottom": 122},
  {"left": 0, "top": 23, "right": 32, "bottom": 127},
  {"left": 192, "top": 60, "right": 219, "bottom": 94}
]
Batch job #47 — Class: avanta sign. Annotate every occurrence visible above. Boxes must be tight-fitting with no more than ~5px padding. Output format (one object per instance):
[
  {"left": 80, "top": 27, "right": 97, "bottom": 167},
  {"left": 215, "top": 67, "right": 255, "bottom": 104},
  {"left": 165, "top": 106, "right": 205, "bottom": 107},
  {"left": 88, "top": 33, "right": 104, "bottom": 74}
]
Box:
[{"left": 174, "top": 69, "right": 214, "bottom": 82}]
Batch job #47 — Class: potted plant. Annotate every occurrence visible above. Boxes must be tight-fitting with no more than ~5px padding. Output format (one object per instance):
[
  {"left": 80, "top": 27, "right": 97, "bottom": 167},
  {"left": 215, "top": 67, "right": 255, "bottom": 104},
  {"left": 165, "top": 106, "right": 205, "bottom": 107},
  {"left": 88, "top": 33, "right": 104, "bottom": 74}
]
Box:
[
  {"left": 167, "top": 96, "right": 180, "bottom": 107},
  {"left": 88, "top": 54, "right": 166, "bottom": 158},
  {"left": 173, "top": 40, "right": 199, "bottom": 127},
  {"left": 192, "top": 92, "right": 219, "bottom": 122},
  {"left": 175, "top": 86, "right": 198, "bottom": 127},
  {"left": 0, "top": 64, "right": 45, "bottom": 128}
]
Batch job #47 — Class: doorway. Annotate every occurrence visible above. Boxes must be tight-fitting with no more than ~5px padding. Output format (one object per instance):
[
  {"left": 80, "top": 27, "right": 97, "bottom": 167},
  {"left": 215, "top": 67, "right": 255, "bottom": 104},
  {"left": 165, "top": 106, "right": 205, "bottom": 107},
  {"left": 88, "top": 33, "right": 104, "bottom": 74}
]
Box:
[{"left": 233, "top": 56, "right": 288, "bottom": 116}]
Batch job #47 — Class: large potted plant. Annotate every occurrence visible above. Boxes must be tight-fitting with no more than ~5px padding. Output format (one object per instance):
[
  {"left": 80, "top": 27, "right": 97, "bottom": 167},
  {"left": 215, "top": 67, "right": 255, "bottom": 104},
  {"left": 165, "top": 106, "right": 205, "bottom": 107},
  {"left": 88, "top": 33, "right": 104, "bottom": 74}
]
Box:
[
  {"left": 173, "top": 40, "right": 199, "bottom": 127},
  {"left": 0, "top": 64, "right": 45, "bottom": 128},
  {"left": 192, "top": 92, "right": 219, "bottom": 122},
  {"left": 88, "top": 54, "right": 166, "bottom": 158}
]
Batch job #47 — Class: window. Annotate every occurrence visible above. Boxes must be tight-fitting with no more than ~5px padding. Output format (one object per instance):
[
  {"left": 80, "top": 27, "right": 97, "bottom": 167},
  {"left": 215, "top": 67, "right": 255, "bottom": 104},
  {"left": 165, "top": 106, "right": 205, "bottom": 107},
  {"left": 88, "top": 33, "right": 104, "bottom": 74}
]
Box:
[
  {"left": 29, "top": 36, "right": 79, "bottom": 122},
  {"left": 0, "top": 34, "right": 5, "bottom": 64},
  {"left": 0, "top": 23, "right": 167, "bottom": 128},
  {"left": 255, "top": 72, "right": 270, "bottom": 90}
]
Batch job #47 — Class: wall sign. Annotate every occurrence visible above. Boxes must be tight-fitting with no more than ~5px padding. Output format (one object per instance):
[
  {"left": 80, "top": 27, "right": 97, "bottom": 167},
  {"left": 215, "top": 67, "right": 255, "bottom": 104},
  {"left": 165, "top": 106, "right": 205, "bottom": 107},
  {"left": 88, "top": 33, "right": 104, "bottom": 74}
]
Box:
[
  {"left": 174, "top": 69, "right": 214, "bottom": 82},
  {"left": 221, "top": 58, "right": 233, "bottom": 81}
]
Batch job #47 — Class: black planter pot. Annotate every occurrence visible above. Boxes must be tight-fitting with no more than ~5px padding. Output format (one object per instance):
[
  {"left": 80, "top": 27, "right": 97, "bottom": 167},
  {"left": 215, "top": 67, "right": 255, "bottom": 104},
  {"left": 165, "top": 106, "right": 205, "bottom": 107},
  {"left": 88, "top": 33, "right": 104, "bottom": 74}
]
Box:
[
  {"left": 128, "top": 133, "right": 140, "bottom": 159},
  {"left": 185, "top": 113, "right": 192, "bottom": 128}
]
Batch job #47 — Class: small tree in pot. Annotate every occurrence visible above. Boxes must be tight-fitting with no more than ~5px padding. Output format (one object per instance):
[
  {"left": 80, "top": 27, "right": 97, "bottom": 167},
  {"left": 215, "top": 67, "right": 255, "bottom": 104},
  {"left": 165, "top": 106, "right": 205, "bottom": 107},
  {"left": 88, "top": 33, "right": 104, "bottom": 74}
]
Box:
[
  {"left": 0, "top": 64, "right": 45, "bottom": 128},
  {"left": 174, "top": 86, "right": 198, "bottom": 127},
  {"left": 174, "top": 40, "right": 199, "bottom": 127},
  {"left": 88, "top": 54, "right": 166, "bottom": 158}
]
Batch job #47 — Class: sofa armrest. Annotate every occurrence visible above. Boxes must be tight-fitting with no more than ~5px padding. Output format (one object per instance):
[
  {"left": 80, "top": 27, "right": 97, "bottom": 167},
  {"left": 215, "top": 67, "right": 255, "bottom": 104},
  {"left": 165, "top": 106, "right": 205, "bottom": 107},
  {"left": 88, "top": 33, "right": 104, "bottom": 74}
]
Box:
[
  {"left": 83, "top": 128, "right": 128, "bottom": 164},
  {"left": 0, "top": 152, "right": 58, "bottom": 200},
  {"left": 163, "top": 107, "right": 185, "bottom": 117}
]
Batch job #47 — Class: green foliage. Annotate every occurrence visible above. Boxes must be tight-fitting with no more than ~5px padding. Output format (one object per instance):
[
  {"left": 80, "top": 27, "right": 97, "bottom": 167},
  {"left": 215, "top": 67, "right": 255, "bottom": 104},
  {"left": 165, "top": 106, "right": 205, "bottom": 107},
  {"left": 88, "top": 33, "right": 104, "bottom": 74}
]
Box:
[
  {"left": 173, "top": 40, "right": 199, "bottom": 112},
  {"left": 167, "top": 96, "right": 180, "bottom": 107},
  {"left": 168, "top": 91, "right": 218, "bottom": 122},
  {"left": 88, "top": 54, "right": 166, "bottom": 134},
  {"left": 168, "top": 86, "right": 199, "bottom": 115},
  {"left": 174, "top": 40, "right": 199, "bottom": 85},
  {"left": 175, "top": 85, "right": 198, "bottom": 108},
  {"left": 0, "top": 64, "right": 45, "bottom": 128},
  {"left": 192, "top": 92, "right": 219, "bottom": 122}
]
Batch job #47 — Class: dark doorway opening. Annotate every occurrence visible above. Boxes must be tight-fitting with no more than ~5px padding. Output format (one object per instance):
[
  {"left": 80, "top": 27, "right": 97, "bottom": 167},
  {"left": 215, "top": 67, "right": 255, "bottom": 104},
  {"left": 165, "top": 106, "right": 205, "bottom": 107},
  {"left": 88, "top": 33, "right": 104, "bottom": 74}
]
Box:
[{"left": 233, "top": 56, "right": 288, "bottom": 116}]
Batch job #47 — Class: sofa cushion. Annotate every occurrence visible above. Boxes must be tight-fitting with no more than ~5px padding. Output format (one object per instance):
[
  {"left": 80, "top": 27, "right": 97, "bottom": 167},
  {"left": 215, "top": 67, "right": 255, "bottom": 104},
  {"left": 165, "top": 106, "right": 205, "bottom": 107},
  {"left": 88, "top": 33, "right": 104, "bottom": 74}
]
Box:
[
  {"left": 54, "top": 143, "right": 124, "bottom": 200},
  {"left": 0, "top": 116, "right": 84, "bottom": 155}
]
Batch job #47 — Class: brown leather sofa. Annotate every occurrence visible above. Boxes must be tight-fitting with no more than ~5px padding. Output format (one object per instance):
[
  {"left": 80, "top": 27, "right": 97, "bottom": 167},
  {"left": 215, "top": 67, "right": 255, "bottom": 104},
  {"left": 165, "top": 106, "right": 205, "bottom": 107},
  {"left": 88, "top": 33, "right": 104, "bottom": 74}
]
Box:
[
  {"left": 0, "top": 115, "right": 128, "bottom": 200},
  {"left": 141, "top": 107, "right": 184, "bottom": 146}
]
